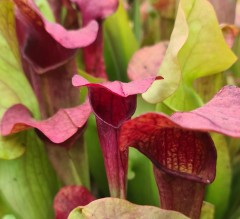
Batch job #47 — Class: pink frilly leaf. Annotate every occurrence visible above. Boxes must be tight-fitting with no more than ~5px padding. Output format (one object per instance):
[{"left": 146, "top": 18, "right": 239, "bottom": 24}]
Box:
[
  {"left": 14, "top": 0, "right": 98, "bottom": 73},
  {"left": 1, "top": 101, "right": 91, "bottom": 145},
  {"left": 54, "top": 186, "right": 95, "bottom": 219},
  {"left": 72, "top": 75, "right": 159, "bottom": 128},
  {"left": 172, "top": 85, "right": 240, "bottom": 137},
  {"left": 127, "top": 42, "right": 168, "bottom": 80}
]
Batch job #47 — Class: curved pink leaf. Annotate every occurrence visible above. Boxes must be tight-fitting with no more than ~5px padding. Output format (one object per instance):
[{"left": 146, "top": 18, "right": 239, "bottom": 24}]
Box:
[
  {"left": 71, "top": 0, "right": 119, "bottom": 23},
  {"left": 72, "top": 75, "right": 158, "bottom": 127},
  {"left": 119, "top": 113, "right": 216, "bottom": 183},
  {"left": 1, "top": 101, "right": 91, "bottom": 144},
  {"left": 54, "top": 186, "right": 95, "bottom": 219},
  {"left": 72, "top": 75, "right": 158, "bottom": 98},
  {"left": 14, "top": 0, "right": 98, "bottom": 73},
  {"left": 172, "top": 85, "right": 240, "bottom": 137},
  {"left": 128, "top": 42, "right": 168, "bottom": 80}
]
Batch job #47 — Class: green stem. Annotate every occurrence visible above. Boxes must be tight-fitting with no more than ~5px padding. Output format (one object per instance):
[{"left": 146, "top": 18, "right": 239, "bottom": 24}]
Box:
[
  {"left": 45, "top": 135, "right": 90, "bottom": 187},
  {"left": 68, "top": 136, "right": 90, "bottom": 188}
]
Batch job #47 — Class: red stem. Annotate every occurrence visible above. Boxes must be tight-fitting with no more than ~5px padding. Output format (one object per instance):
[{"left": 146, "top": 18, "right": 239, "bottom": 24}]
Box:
[
  {"left": 96, "top": 118, "right": 128, "bottom": 199},
  {"left": 82, "top": 22, "right": 108, "bottom": 79},
  {"left": 154, "top": 167, "right": 205, "bottom": 219}
]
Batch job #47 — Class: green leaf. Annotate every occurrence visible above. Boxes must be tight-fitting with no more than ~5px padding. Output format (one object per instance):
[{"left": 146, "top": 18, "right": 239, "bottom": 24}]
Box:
[
  {"left": 0, "top": 194, "right": 20, "bottom": 218},
  {"left": 228, "top": 206, "right": 240, "bottom": 219},
  {"left": 127, "top": 148, "right": 159, "bottom": 207},
  {"left": 194, "top": 72, "right": 226, "bottom": 103},
  {"left": 34, "top": 0, "right": 55, "bottom": 22},
  {"left": 0, "top": 0, "right": 39, "bottom": 159},
  {"left": 0, "top": 130, "right": 59, "bottom": 219},
  {"left": 0, "top": 1, "right": 20, "bottom": 62},
  {"left": 225, "top": 154, "right": 240, "bottom": 218},
  {"left": 205, "top": 134, "right": 232, "bottom": 219},
  {"left": 104, "top": 1, "right": 139, "bottom": 82},
  {"left": 163, "top": 83, "right": 203, "bottom": 111},
  {"left": 200, "top": 202, "right": 215, "bottom": 219},
  {"left": 178, "top": 1, "right": 236, "bottom": 83},
  {"left": 131, "top": 0, "right": 142, "bottom": 43},
  {"left": 156, "top": 102, "right": 175, "bottom": 115},
  {"left": 2, "top": 215, "right": 17, "bottom": 219},
  {"left": 0, "top": 133, "right": 26, "bottom": 160},
  {"left": 69, "top": 198, "right": 190, "bottom": 219},
  {"left": 126, "top": 97, "right": 159, "bottom": 206},
  {"left": 0, "top": 2, "right": 59, "bottom": 218},
  {"left": 142, "top": 0, "right": 188, "bottom": 104},
  {"left": 194, "top": 66, "right": 230, "bottom": 219},
  {"left": 143, "top": 0, "right": 237, "bottom": 111},
  {"left": 134, "top": 95, "right": 155, "bottom": 116}
]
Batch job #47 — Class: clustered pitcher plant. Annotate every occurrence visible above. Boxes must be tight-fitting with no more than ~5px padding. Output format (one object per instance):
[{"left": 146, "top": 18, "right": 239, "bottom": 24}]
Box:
[{"left": 0, "top": 0, "right": 240, "bottom": 219}]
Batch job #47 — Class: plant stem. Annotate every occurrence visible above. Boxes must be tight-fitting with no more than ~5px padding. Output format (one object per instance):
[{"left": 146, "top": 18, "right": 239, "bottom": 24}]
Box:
[
  {"left": 82, "top": 22, "right": 107, "bottom": 79},
  {"left": 96, "top": 118, "right": 128, "bottom": 199},
  {"left": 45, "top": 135, "right": 90, "bottom": 188},
  {"left": 154, "top": 167, "right": 205, "bottom": 219}
]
